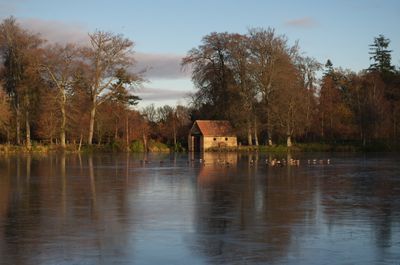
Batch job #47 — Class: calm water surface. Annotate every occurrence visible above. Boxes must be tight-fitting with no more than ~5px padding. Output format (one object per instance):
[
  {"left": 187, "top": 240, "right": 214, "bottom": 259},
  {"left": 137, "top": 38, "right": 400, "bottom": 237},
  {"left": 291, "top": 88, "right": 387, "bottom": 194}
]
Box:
[{"left": 0, "top": 152, "right": 399, "bottom": 265}]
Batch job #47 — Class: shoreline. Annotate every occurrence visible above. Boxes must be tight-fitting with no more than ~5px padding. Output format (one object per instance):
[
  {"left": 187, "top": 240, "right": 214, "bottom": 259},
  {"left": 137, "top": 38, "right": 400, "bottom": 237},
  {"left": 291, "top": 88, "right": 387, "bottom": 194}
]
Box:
[{"left": 1, "top": 142, "right": 399, "bottom": 155}]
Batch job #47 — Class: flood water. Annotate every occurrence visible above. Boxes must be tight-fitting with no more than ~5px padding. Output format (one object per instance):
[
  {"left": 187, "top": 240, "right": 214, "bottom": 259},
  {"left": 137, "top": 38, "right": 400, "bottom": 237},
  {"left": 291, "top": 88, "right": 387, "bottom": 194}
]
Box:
[{"left": 0, "top": 152, "right": 399, "bottom": 265}]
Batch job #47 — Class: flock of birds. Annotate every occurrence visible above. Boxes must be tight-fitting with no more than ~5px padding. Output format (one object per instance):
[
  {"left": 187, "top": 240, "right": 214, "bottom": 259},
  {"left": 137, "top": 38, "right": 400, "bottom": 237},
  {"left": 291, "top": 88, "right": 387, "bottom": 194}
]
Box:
[
  {"left": 196, "top": 158, "right": 331, "bottom": 167},
  {"left": 138, "top": 158, "right": 331, "bottom": 167}
]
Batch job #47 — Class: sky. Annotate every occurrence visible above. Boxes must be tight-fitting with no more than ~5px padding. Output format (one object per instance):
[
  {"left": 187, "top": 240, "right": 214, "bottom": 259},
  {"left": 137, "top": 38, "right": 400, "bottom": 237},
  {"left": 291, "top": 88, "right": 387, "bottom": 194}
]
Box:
[{"left": 1, "top": 0, "right": 399, "bottom": 108}]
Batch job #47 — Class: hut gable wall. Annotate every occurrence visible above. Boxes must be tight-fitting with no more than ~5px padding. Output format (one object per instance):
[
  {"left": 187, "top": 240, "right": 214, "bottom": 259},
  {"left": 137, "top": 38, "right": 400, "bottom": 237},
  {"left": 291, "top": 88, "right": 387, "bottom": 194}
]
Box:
[
  {"left": 189, "top": 120, "right": 237, "bottom": 151},
  {"left": 203, "top": 136, "right": 237, "bottom": 150}
]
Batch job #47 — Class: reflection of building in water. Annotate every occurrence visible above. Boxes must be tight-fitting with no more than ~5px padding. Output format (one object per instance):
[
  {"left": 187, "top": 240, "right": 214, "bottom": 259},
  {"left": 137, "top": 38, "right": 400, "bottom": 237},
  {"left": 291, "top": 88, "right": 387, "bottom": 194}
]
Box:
[
  {"left": 194, "top": 153, "right": 238, "bottom": 186},
  {"left": 202, "top": 152, "right": 237, "bottom": 165},
  {"left": 196, "top": 153, "right": 238, "bottom": 187},
  {"left": 188, "top": 120, "right": 237, "bottom": 152},
  {"left": 189, "top": 155, "right": 319, "bottom": 264}
]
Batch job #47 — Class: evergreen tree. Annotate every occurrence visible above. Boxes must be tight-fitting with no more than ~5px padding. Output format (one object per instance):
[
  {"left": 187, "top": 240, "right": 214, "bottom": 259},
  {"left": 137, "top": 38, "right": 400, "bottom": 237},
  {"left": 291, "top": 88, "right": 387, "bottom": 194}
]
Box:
[
  {"left": 325, "top": 59, "right": 333, "bottom": 74},
  {"left": 369, "top": 35, "right": 395, "bottom": 73}
]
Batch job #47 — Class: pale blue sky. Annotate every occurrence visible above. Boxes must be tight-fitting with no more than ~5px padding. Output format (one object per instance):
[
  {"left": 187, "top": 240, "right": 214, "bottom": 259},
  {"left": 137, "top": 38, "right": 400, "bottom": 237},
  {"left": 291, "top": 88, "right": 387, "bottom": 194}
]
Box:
[{"left": 1, "top": 0, "right": 399, "bottom": 107}]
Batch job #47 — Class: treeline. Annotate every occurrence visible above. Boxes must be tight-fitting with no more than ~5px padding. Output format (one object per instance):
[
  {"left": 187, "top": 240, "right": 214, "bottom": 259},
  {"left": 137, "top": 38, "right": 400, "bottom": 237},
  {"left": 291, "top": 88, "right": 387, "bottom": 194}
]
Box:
[
  {"left": 0, "top": 17, "right": 191, "bottom": 151},
  {"left": 182, "top": 29, "right": 400, "bottom": 149},
  {"left": 0, "top": 17, "right": 399, "bottom": 151}
]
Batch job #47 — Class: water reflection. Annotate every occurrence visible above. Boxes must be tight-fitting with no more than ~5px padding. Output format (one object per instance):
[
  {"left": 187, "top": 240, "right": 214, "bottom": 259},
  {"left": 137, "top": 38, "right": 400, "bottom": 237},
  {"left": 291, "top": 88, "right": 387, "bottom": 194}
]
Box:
[
  {"left": 190, "top": 153, "right": 317, "bottom": 264},
  {"left": 0, "top": 153, "right": 399, "bottom": 264}
]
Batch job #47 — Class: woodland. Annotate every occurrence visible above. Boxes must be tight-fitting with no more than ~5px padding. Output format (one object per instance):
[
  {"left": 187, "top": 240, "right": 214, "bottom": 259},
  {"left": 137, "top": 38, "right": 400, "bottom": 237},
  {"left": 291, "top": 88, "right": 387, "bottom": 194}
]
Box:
[{"left": 0, "top": 17, "right": 399, "bottom": 152}]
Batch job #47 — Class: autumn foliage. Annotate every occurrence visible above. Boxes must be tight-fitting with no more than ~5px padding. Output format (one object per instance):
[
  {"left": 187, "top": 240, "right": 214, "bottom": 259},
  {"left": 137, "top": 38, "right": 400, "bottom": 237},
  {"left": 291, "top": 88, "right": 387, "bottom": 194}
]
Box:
[{"left": 0, "top": 17, "right": 399, "bottom": 151}]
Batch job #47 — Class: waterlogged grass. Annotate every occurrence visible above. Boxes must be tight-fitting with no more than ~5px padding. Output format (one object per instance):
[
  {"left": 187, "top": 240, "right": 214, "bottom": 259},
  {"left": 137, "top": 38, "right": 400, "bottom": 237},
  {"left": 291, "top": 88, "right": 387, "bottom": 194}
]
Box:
[
  {"left": 1, "top": 140, "right": 398, "bottom": 154},
  {"left": 0, "top": 144, "right": 51, "bottom": 153},
  {"left": 206, "top": 145, "right": 292, "bottom": 152},
  {"left": 257, "top": 145, "right": 293, "bottom": 152},
  {"left": 206, "top": 142, "right": 399, "bottom": 153},
  {"left": 295, "top": 141, "right": 400, "bottom": 152},
  {"left": 130, "top": 140, "right": 145, "bottom": 152},
  {"left": 147, "top": 140, "right": 170, "bottom": 152}
]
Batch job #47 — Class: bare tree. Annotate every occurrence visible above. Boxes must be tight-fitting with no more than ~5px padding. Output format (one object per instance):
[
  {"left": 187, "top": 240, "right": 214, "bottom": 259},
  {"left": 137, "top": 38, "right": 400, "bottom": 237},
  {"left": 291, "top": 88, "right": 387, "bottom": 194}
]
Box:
[
  {"left": 272, "top": 61, "right": 307, "bottom": 147},
  {"left": 295, "top": 56, "right": 321, "bottom": 139},
  {"left": 81, "top": 30, "right": 137, "bottom": 145},
  {"left": 41, "top": 43, "right": 79, "bottom": 148},
  {"left": 182, "top": 32, "right": 238, "bottom": 120},
  {"left": 227, "top": 33, "right": 257, "bottom": 145},
  {"left": 248, "top": 28, "right": 296, "bottom": 145}
]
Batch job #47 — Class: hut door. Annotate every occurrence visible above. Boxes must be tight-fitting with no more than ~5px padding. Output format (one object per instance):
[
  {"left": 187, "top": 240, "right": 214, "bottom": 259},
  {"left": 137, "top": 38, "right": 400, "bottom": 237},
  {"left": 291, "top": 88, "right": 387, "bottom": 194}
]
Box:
[{"left": 193, "top": 135, "right": 201, "bottom": 152}]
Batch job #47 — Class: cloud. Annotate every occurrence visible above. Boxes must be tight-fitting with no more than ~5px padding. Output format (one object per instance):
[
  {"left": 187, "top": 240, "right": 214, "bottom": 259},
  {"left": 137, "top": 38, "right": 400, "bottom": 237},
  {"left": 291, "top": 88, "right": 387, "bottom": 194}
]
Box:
[
  {"left": 133, "top": 52, "right": 190, "bottom": 79},
  {"left": 16, "top": 18, "right": 190, "bottom": 80},
  {"left": 135, "top": 87, "right": 192, "bottom": 102},
  {"left": 284, "top": 17, "right": 318, "bottom": 28},
  {"left": 19, "top": 18, "right": 89, "bottom": 45}
]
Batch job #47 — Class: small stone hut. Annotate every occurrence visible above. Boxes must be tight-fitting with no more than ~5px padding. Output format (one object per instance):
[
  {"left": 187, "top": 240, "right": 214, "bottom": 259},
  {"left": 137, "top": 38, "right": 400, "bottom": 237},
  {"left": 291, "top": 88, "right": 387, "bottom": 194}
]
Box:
[{"left": 188, "top": 120, "right": 237, "bottom": 152}]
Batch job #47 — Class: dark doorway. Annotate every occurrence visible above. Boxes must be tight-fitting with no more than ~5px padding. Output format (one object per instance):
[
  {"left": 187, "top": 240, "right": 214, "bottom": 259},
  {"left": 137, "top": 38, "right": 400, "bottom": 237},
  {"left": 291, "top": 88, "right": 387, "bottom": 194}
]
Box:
[{"left": 193, "top": 135, "right": 201, "bottom": 152}]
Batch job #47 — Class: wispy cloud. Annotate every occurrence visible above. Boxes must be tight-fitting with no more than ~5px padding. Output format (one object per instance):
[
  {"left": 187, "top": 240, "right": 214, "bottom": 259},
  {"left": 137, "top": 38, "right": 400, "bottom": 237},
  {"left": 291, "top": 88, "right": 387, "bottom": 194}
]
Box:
[
  {"left": 18, "top": 18, "right": 190, "bottom": 80},
  {"left": 134, "top": 52, "right": 190, "bottom": 79},
  {"left": 19, "top": 18, "right": 89, "bottom": 45},
  {"left": 284, "top": 17, "right": 318, "bottom": 28},
  {"left": 135, "top": 87, "right": 192, "bottom": 102}
]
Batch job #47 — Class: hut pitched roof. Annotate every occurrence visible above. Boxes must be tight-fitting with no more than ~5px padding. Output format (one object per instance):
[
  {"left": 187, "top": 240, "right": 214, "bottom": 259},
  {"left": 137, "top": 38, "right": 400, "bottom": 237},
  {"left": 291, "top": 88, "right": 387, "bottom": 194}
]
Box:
[{"left": 193, "top": 120, "right": 235, "bottom": 137}]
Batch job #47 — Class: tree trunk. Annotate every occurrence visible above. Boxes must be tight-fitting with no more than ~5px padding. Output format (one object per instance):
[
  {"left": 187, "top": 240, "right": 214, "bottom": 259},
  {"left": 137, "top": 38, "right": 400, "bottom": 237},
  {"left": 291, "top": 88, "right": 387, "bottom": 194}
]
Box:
[
  {"left": 125, "top": 114, "right": 130, "bottom": 152},
  {"left": 321, "top": 112, "right": 325, "bottom": 138},
  {"left": 254, "top": 119, "right": 259, "bottom": 146},
  {"left": 266, "top": 108, "right": 273, "bottom": 146},
  {"left": 96, "top": 121, "right": 102, "bottom": 146},
  {"left": 247, "top": 122, "right": 252, "bottom": 146},
  {"left": 88, "top": 102, "right": 96, "bottom": 145},
  {"left": 6, "top": 128, "right": 10, "bottom": 145},
  {"left": 393, "top": 111, "right": 397, "bottom": 141},
  {"left": 16, "top": 105, "right": 21, "bottom": 145},
  {"left": 78, "top": 132, "right": 83, "bottom": 152},
  {"left": 173, "top": 132, "right": 177, "bottom": 151},
  {"left": 265, "top": 84, "right": 273, "bottom": 146},
  {"left": 60, "top": 90, "right": 66, "bottom": 148},
  {"left": 114, "top": 121, "right": 118, "bottom": 141},
  {"left": 287, "top": 135, "right": 292, "bottom": 147},
  {"left": 173, "top": 119, "right": 177, "bottom": 151},
  {"left": 142, "top": 133, "right": 147, "bottom": 152},
  {"left": 25, "top": 109, "right": 31, "bottom": 150},
  {"left": 305, "top": 94, "right": 311, "bottom": 139}
]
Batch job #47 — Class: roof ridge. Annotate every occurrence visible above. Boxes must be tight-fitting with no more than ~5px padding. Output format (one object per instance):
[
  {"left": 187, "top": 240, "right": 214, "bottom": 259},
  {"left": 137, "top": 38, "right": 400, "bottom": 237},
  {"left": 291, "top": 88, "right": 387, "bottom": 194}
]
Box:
[{"left": 192, "top": 120, "right": 235, "bottom": 137}]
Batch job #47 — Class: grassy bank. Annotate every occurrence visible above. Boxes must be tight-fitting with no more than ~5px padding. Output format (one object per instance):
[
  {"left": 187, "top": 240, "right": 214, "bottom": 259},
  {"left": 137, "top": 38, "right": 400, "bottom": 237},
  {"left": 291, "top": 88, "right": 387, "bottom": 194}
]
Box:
[
  {"left": 0, "top": 140, "right": 172, "bottom": 154},
  {"left": 1, "top": 141, "right": 398, "bottom": 154},
  {"left": 296, "top": 141, "right": 400, "bottom": 152},
  {"left": 206, "top": 141, "right": 400, "bottom": 153}
]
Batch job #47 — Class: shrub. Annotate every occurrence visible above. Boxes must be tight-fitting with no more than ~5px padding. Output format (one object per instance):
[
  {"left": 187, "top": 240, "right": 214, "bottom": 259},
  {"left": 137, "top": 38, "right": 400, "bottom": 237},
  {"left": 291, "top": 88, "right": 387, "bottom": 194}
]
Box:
[
  {"left": 130, "top": 140, "right": 145, "bottom": 152},
  {"left": 148, "top": 140, "right": 170, "bottom": 153}
]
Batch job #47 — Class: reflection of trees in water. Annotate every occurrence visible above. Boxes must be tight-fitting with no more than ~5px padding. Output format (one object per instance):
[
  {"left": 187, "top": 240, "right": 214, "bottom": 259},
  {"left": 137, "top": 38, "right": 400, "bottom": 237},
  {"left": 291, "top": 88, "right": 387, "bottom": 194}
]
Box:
[
  {"left": 0, "top": 155, "right": 44, "bottom": 265},
  {"left": 0, "top": 153, "right": 139, "bottom": 265},
  {"left": 319, "top": 158, "right": 400, "bottom": 257},
  {"left": 190, "top": 153, "right": 316, "bottom": 264},
  {"left": 0, "top": 155, "right": 11, "bottom": 261},
  {"left": 1, "top": 153, "right": 398, "bottom": 264}
]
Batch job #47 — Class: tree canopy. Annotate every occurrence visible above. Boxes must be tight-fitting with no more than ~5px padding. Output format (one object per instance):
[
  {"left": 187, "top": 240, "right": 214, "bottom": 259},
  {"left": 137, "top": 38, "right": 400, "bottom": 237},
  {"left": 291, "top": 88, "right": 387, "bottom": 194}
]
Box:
[{"left": 0, "top": 16, "right": 399, "bottom": 150}]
